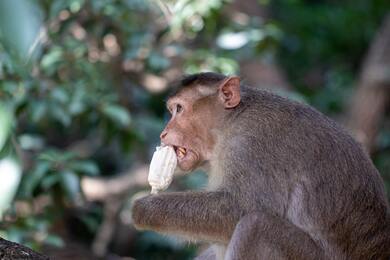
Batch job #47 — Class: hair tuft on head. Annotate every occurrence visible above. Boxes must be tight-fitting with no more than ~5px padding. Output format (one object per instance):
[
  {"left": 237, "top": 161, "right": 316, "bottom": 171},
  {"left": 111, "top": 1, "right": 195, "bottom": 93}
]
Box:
[{"left": 168, "top": 72, "right": 228, "bottom": 98}]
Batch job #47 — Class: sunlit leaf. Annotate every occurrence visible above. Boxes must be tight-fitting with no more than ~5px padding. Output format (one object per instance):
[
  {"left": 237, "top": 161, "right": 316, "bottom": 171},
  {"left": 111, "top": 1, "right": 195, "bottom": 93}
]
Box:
[
  {"left": 0, "top": 0, "right": 44, "bottom": 63},
  {"left": 0, "top": 105, "right": 12, "bottom": 151},
  {"left": 18, "top": 134, "right": 45, "bottom": 150},
  {"left": 41, "top": 47, "right": 63, "bottom": 74},
  {"left": 0, "top": 157, "right": 22, "bottom": 219},
  {"left": 217, "top": 31, "right": 249, "bottom": 50}
]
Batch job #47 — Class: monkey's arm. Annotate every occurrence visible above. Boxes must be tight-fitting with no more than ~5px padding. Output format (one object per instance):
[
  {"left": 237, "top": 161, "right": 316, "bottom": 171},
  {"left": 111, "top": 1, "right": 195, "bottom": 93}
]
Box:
[{"left": 132, "top": 191, "right": 240, "bottom": 243}]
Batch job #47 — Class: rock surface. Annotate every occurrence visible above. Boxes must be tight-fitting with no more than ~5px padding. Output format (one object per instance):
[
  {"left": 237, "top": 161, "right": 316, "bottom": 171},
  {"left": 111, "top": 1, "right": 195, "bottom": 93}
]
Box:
[{"left": 0, "top": 237, "right": 50, "bottom": 260}]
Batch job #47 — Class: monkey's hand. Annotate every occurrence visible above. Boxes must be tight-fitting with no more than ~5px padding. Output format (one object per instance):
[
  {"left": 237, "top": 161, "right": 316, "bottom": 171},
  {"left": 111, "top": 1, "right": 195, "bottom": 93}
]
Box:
[{"left": 131, "top": 191, "right": 241, "bottom": 243}]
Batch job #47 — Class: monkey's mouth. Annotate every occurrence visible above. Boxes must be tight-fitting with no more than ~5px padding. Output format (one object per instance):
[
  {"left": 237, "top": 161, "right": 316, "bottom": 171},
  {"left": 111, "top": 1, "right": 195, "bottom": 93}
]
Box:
[{"left": 174, "top": 146, "right": 187, "bottom": 160}]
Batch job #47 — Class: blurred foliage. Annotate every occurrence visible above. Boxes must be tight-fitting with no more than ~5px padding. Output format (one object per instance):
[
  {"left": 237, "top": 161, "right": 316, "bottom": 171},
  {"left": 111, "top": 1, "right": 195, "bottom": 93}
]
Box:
[
  {"left": 274, "top": 0, "right": 390, "bottom": 113},
  {"left": 0, "top": 0, "right": 389, "bottom": 258}
]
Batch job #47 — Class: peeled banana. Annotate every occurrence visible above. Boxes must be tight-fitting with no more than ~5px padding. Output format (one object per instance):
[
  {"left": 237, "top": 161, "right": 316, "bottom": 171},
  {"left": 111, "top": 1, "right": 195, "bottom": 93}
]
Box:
[{"left": 148, "top": 145, "right": 177, "bottom": 194}]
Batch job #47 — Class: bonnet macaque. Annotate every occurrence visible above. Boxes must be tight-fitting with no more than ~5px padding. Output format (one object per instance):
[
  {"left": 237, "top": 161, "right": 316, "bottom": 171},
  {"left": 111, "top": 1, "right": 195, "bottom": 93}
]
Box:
[{"left": 132, "top": 72, "right": 390, "bottom": 259}]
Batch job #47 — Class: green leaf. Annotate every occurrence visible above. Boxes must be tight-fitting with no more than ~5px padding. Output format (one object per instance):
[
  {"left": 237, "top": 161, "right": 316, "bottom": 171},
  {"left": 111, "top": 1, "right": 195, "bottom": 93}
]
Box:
[
  {"left": 148, "top": 52, "right": 170, "bottom": 71},
  {"left": 44, "top": 234, "right": 65, "bottom": 248},
  {"left": 50, "top": 104, "right": 71, "bottom": 126},
  {"left": 69, "top": 160, "right": 99, "bottom": 176},
  {"left": 102, "top": 104, "right": 131, "bottom": 127},
  {"left": 31, "top": 101, "right": 47, "bottom": 123},
  {"left": 37, "top": 151, "right": 57, "bottom": 162},
  {"left": 0, "top": 105, "right": 12, "bottom": 151},
  {"left": 39, "top": 150, "right": 75, "bottom": 163},
  {"left": 0, "top": 0, "right": 43, "bottom": 63},
  {"left": 69, "top": 87, "right": 86, "bottom": 115},
  {"left": 6, "top": 227, "right": 23, "bottom": 244},
  {"left": 41, "top": 47, "right": 63, "bottom": 74},
  {"left": 60, "top": 170, "right": 80, "bottom": 200},
  {"left": 51, "top": 87, "right": 69, "bottom": 104},
  {"left": 20, "top": 161, "right": 50, "bottom": 197},
  {"left": 40, "top": 174, "right": 61, "bottom": 190}
]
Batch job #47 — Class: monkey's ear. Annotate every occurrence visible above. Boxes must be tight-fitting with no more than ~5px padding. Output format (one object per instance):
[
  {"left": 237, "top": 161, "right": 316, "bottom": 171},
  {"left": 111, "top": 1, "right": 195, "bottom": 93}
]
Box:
[{"left": 218, "top": 76, "right": 241, "bottom": 108}]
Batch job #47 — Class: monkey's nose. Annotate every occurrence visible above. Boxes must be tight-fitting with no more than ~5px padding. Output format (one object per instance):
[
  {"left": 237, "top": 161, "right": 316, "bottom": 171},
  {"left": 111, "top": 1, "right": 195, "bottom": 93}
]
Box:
[{"left": 160, "top": 130, "right": 168, "bottom": 140}]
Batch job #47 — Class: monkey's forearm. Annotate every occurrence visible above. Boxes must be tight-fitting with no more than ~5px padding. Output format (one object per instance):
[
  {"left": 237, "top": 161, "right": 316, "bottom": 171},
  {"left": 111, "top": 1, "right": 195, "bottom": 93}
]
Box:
[{"left": 132, "top": 191, "right": 240, "bottom": 243}]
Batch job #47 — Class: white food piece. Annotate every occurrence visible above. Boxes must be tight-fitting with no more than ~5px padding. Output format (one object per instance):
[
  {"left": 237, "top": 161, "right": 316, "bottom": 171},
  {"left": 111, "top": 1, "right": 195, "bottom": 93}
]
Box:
[{"left": 148, "top": 145, "right": 177, "bottom": 194}]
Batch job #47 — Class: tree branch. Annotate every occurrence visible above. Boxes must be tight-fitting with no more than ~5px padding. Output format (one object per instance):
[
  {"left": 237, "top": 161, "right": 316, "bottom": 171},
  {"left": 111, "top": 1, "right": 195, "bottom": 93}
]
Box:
[
  {"left": 347, "top": 14, "right": 390, "bottom": 153},
  {"left": 81, "top": 165, "right": 149, "bottom": 202}
]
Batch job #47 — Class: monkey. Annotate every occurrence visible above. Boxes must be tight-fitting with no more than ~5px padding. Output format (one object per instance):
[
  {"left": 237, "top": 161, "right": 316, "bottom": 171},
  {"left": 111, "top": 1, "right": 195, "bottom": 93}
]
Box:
[{"left": 131, "top": 72, "right": 390, "bottom": 259}]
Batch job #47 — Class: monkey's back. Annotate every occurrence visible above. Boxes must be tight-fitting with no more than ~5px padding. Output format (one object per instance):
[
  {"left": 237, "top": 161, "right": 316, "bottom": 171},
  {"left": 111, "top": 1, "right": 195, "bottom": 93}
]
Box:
[{"left": 218, "top": 86, "right": 390, "bottom": 259}]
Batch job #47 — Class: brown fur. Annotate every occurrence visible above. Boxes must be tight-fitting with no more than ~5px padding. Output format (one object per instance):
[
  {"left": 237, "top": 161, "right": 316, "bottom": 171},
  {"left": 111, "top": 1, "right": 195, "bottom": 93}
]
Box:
[{"left": 132, "top": 72, "right": 390, "bottom": 259}]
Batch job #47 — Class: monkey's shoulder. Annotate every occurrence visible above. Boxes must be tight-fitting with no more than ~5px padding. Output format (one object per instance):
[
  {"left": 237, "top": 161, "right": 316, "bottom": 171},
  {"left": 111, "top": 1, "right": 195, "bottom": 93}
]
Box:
[{"left": 232, "top": 88, "right": 340, "bottom": 138}]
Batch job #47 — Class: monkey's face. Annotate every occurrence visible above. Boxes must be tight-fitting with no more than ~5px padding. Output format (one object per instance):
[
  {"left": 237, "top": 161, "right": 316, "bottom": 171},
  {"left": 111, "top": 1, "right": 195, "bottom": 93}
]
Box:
[{"left": 160, "top": 87, "right": 219, "bottom": 172}]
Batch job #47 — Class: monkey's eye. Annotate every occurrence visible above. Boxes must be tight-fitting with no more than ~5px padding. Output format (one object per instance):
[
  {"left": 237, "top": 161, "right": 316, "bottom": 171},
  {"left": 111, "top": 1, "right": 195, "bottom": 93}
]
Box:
[{"left": 176, "top": 104, "right": 183, "bottom": 113}]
